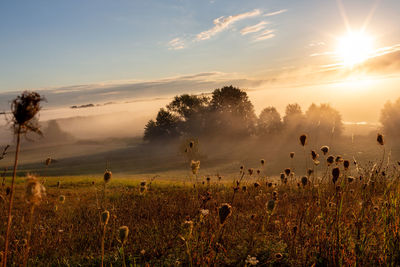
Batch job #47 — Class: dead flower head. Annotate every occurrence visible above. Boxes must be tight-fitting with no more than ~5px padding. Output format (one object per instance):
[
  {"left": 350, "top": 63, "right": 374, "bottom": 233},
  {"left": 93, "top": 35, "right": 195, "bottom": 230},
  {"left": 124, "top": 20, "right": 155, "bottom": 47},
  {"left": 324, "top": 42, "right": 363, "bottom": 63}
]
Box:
[
  {"left": 11, "top": 91, "right": 45, "bottom": 134},
  {"left": 218, "top": 203, "right": 232, "bottom": 224},
  {"left": 25, "top": 175, "right": 46, "bottom": 206}
]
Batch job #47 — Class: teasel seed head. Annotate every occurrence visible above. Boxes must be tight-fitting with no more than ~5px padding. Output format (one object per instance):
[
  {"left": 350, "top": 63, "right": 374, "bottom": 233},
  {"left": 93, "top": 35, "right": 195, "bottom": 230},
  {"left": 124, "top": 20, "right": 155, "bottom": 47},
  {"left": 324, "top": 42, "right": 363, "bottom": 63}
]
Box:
[
  {"left": 299, "top": 134, "right": 307, "bottom": 147},
  {"left": 101, "top": 210, "right": 110, "bottom": 225},
  {"left": 118, "top": 226, "right": 129, "bottom": 245},
  {"left": 104, "top": 170, "right": 112, "bottom": 183},
  {"left": 377, "top": 133, "right": 384, "bottom": 146},
  {"left": 218, "top": 203, "right": 232, "bottom": 225}
]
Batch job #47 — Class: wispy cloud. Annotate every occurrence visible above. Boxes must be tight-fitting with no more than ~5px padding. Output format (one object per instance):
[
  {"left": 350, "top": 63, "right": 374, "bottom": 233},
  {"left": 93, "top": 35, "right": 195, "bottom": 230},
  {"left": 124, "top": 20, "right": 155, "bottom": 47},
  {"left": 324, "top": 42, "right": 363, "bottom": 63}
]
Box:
[
  {"left": 240, "top": 21, "right": 268, "bottom": 35},
  {"left": 254, "top": 29, "right": 275, "bottom": 41},
  {"left": 196, "top": 9, "right": 261, "bottom": 41},
  {"left": 263, "top": 9, "right": 287, "bottom": 17},
  {"left": 168, "top": 37, "right": 185, "bottom": 50}
]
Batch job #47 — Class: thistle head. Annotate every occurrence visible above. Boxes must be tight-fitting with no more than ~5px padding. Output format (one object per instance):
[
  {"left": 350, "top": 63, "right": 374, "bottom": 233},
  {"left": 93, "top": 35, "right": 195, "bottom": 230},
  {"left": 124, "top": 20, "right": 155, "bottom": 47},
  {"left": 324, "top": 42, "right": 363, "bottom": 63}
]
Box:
[
  {"left": 118, "top": 226, "right": 129, "bottom": 244},
  {"left": 327, "top": 155, "right": 334, "bottom": 165},
  {"left": 289, "top": 152, "right": 295, "bottom": 158},
  {"left": 104, "top": 170, "right": 112, "bottom": 183},
  {"left": 332, "top": 167, "right": 340, "bottom": 184},
  {"left": 218, "top": 203, "right": 232, "bottom": 224},
  {"left": 59, "top": 195, "right": 65, "bottom": 204},
  {"left": 284, "top": 168, "right": 291, "bottom": 176},
  {"left": 343, "top": 160, "right": 350, "bottom": 170},
  {"left": 101, "top": 210, "right": 110, "bottom": 225},
  {"left": 190, "top": 160, "right": 200, "bottom": 175},
  {"left": 320, "top": 145, "right": 329, "bottom": 155},
  {"left": 377, "top": 133, "right": 384, "bottom": 146},
  {"left": 25, "top": 175, "right": 46, "bottom": 206},
  {"left": 301, "top": 176, "right": 308, "bottom": 186},
  {"left": 299, "top": 134, "right": 307, "bottom": 146}
]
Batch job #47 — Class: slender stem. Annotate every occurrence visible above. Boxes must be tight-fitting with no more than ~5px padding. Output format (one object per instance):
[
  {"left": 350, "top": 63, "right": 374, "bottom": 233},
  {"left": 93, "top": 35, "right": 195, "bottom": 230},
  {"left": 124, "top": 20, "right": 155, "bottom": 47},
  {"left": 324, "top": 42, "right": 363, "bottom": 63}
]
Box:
[
  {"left": 121, "top": 244, "right": 126, "bottom": 267},
  {"left": 3, "top": 125, "right": 21, "bottom": 267},
  {"left": 23, "top": 205, "right": 35, "bottom": 267},
  {"left": 101, "top": 224, "right": 106, "bottom": 267}
]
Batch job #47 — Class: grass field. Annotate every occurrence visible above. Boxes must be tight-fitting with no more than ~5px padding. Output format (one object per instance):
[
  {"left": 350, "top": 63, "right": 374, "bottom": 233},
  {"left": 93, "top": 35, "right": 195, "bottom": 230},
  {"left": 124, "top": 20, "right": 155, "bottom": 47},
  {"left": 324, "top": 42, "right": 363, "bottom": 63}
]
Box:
[{"left": 1, "top": 160, "right": 400, "bottom": 266}]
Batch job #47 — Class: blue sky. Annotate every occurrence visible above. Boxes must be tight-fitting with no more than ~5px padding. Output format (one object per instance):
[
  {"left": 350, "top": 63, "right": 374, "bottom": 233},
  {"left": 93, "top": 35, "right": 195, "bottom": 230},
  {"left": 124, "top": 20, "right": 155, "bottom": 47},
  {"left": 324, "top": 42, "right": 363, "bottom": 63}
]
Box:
[{"left": 1, "top": 0, "right": 400, "bottom": 93}]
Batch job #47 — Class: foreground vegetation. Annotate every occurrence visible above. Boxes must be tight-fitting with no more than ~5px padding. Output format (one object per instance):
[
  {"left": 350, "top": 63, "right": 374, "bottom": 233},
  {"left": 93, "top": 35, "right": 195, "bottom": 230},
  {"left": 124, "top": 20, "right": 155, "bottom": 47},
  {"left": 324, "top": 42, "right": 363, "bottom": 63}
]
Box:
[{"left": 0, "top": 159, "right": 400, "bottom": 266}]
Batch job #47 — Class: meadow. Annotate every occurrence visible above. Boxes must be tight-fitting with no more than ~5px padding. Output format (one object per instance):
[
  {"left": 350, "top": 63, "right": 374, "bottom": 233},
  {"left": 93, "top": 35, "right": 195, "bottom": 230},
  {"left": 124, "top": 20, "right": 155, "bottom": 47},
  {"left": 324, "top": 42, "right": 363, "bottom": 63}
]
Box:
[{"left": 1, "top": 137, "right": 400, "bottom": 266}]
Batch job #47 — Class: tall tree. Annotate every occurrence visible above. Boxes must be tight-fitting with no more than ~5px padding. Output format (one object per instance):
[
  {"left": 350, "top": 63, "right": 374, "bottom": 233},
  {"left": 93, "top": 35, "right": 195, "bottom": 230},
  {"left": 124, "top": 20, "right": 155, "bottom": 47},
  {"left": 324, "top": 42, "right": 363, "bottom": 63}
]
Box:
[
  {"left": 209, "top": 86, "right": 257, "bottom": 136},
  {"left": 380, "top": 98, "right": 400, "bottom": 138},
  {"left": 257, "top": 107, "right": 283, "bottom": 135}
]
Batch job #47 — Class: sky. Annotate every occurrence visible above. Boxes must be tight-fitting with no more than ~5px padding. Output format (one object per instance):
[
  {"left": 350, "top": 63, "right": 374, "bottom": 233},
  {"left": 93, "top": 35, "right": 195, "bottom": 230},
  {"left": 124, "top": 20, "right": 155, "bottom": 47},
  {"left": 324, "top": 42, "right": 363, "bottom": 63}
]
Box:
[{"left": 1, "top": 0, "right": 400, "bottom": 126}]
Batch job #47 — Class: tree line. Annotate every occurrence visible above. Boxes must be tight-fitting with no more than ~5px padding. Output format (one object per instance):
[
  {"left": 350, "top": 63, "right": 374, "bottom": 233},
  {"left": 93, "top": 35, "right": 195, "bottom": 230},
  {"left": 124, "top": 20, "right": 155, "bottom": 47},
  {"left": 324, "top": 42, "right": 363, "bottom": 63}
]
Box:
[{"left": 143, "top": 86, "right": 344, "bottom": 142}]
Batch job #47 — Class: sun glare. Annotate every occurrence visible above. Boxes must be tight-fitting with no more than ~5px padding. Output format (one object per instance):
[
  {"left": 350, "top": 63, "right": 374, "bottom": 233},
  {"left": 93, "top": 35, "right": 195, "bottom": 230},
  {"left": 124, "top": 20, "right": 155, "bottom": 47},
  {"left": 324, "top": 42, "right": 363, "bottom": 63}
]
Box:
[{"left": 336, "top": 31, "right": 374, "bottom": 67}]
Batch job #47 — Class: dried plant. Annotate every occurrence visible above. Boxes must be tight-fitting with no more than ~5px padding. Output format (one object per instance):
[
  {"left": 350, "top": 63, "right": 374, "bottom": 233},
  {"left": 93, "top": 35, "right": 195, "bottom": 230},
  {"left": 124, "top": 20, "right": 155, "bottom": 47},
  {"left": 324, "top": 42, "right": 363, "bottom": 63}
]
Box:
[{"left": 3, "top": 91, "right": 44, "bottom": 267}]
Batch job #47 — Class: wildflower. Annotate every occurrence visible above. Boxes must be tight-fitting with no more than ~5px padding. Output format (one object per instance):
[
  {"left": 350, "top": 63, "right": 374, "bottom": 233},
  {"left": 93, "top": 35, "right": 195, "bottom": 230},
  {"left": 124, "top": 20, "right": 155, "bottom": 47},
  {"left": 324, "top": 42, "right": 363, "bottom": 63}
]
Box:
[
  {"left": 242, "top": 186, "right": 247, "bottom": 192},
  {"left": 206, "top": 176, "right": 210, "bottom": 182},
  {"left": 45, "top": 157, "right": 51, "bottom": 166},
  {"left": 254, "top": 182, "right": 260, "bottom": 188},
  {"left": 117, "top": 226, "right": 129, "bottom": 244},
  {"left": 290, "top": 152, "right": 295, "bottom": 158},
  {"left": 245, "top": 255, "right": 259, "bottom": 266},
  {"left": 280, "top": 173, "right": 285, "bottom": 181},
  {"left": 260, "top": 159, "right": 265, "bottom": 165},
  {"left": 347, "top": 176, "right": 355, "bottom": 183},
  {"left": 321, "top": 145, "right": 329, "bottom": 155},
  {"left": 332, "top": 167, "right": 340, "bottom": 184},
  {"left": 299, "top": 134, "right": 307, "bottom": 146},
  {"left": 104, "top": 170, "right": 112, "bottom": 183},
  {"left": 284, "top": 168, "right": 291, "bottom": 176},
  {"left": 190, "top": 160, "right": 200, "bottom": 175},
  {"left": 25, "top": 176, "right": 46, "bottom": 206},
  {"left": 377, "top": 133, "right": 384, "bottom": 146},
  {"left": 256, "top": 169, "right": 260, "bottom": 175},
  {"left": 307, "top": 169, "right": 313, "bottom": 176},
  {"left": 218, "top": 203, "right": 232, "bottom": 224},
  {"left": 101, "top": 210, "right": 110, "bottom": 225},
  {"left": 140, "top": 181, "right": 146, "bottom": 187},
  {"left": 248, "top": 168, "right": 254, "bottom": 175}
]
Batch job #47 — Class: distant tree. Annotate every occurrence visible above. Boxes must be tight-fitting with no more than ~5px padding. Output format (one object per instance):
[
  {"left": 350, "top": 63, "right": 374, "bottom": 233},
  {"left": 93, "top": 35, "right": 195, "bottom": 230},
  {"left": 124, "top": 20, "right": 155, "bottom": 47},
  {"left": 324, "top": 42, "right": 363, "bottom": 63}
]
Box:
[
  {"left": 144, "top": 108, "right": 181, "bottom": 141},
  {"left": 167, "top": 94, "right": 209, "bottom": 135},
  {"left": 380, "top": 98, "right": 400, "bottom": 138},
  {"left": 42, "top": 120, "right": 75, "bottom": 143},
  {"left": 283, "top": 103, "right": 305, "bottom": 134},
  {"left": 305, "top": 103, "right": 343, "bottom": 137},
  {"left": 257, "top": 107, "right": 283, "bottom": 135},
  {"left": 209, "top": 85, "right": 257, "bottom": 136}
]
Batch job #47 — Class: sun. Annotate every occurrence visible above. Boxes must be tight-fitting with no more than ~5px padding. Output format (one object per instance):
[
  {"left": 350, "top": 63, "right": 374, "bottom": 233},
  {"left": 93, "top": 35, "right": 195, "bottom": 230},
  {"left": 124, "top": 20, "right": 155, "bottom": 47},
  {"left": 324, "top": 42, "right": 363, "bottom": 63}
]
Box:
[{"left": 336, "top": 31, "right": 374, "bottom": 67}]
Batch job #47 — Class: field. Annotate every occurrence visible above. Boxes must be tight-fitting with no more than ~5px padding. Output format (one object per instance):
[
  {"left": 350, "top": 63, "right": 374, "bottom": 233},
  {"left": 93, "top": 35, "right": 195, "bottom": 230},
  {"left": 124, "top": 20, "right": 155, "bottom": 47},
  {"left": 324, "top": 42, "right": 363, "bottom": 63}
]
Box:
[{"left": 1, "top": 157, "right": 400, "bottom": 266}]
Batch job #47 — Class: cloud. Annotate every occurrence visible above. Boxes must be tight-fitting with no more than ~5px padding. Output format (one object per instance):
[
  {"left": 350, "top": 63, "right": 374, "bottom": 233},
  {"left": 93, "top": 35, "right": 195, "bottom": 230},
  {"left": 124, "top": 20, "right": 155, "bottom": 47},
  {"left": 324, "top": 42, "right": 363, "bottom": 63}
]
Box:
[
  {"left": 263, "top": 9, "right": 287, "bottom": 17},
  {"left": 196, "top": 9, "right": 261, "bottom": 41},
  {"left": 254, "top": 29, "right": 275, "bottom": 41},
  {"left": 240, "top": 21, "right": 268, "bottom": 35},
  {"left": 168, "top": 37, "right": 185, "bottom": 50}
]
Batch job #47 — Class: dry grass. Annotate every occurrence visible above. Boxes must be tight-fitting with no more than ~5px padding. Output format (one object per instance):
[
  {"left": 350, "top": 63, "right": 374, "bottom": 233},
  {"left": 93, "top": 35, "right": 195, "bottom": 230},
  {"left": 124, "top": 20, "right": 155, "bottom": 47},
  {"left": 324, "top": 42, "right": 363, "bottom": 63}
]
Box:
[{"left": 0, "top": 162, "right": 399, "bottom": 266}]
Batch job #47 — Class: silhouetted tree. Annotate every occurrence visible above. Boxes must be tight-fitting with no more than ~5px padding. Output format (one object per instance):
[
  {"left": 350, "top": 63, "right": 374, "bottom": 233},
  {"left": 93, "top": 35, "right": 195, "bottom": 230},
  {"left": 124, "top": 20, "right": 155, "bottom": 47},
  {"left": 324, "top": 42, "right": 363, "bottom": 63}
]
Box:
[
  {"left": 305, "top": 103, "right": 343, "bottom": 137},
  {"left": 209, "top": 85, "right": 256, "bottom": 136},
  {"left": 283, "top": 103, "right": 305, "bottom": 134},
  {"left": 144, "top": 108, "right": 181, "bottom": 141},
  {"left": 257, "top": 107, "right": 283, "bottom": 135},
  {"left": 380, "top": 98, "right": 400, "bottom": 138},
  {"left": 167, "top": 94, "right": 209, "bottom": 135}
]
